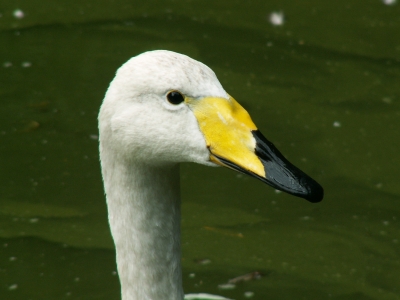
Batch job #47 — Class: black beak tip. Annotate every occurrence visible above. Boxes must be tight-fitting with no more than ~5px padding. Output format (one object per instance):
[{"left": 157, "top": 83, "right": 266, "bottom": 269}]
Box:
[
  {"left": 303, "top": 182, "right": 324, "bottom": 203},
  {"left": 252, "top": 130, "right": 324, "bottom": 204}
]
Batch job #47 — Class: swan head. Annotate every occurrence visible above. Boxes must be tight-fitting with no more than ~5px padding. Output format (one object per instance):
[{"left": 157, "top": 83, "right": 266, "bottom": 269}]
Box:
[{"left": 99, "top": 50, "right": 323, "bottom": 202}]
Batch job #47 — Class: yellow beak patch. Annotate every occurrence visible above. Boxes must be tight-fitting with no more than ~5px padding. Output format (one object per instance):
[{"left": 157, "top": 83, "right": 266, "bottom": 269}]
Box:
[{"left": 186, "top": 96, "right": 265, "bottom": 178}]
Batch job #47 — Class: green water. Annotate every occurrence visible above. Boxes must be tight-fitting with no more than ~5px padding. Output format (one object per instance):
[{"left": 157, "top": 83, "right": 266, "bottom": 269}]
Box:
[{"left": 1, "top": 1, "right": 399, "bottom": 299}]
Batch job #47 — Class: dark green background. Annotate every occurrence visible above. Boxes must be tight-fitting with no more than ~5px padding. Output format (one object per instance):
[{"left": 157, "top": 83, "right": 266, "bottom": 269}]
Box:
[{"left": 1, "top": 1, "right": 399, "bottom": 299}]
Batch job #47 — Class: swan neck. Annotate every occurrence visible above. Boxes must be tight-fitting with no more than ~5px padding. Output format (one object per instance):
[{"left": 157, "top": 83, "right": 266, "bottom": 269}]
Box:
[{"left": 102, "top": 159, "right": 183, "bottom": 300}]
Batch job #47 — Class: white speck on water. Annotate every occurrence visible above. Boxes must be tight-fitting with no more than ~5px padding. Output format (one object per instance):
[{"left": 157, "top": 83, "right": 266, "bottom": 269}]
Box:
[
  {"left": 274, "top": 189, "right": 282, "bottom": 194},
  {"left": 21, "top": 61, "right": 32, "bottom": 68},
  {"left": 382, "top": 97, "right": 392, "bottom": 104},
  {"left": 349, "top": 268, "right": 357, "bottom": 274},
  {"left": 8, "top": 284, "right": 18, "bottom": 291},
  {"left": 189, "top": 273, "right": 196, "bottom": 278},
  {"left": 74, "top": 277, "right": 80, "bottom": 282},
  {"left": 218, "top": 283, "right": 236, "bottom": 290},
  {"left": 269, "top": 11, "right": 285, "bottom": 26},
  {"left": 198, "top": 258, "right": 211, "bottom": 265},
  {"left": 29, "top": 218, "right": 39, "bottom": 223},
  {"left": 3, "top": 62, "right": 12, "bottom": 68},
  {"left": 333, "top": 273, "right": 342, "bottom": 278},
  {"left": 382, "top": 220, "right": 389, "bottom": 226},
  {"left": 9, "top": 257, "right": 17, "bottom": 261},
  {"left": 13, "top": 9, "right": 25, "bottom": 19},
  {"left": 300, "top": 216, "right": 311, "bottom": 221},
  {"left": 382, "top": 0, "right": 397, "bottom": 5},
  {"left": 244, "top": 291, "right": 255, "bottom": 298},
  {"left": 333, "top": 121, "right": 341, "bottom": 127},
  {"left": 89, "top": 134, "right": 98, "bottom": 140}
]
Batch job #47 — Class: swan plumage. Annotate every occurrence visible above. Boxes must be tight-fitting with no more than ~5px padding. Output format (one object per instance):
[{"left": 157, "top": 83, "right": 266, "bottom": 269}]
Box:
[{"left": 99, "top": 50, "right": 323, "bottom": 300}]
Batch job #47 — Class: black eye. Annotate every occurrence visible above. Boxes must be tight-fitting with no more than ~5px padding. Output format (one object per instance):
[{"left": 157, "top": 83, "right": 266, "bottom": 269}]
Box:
[{"left": 166, "top": 91, "right": 185, "bottom": 105}]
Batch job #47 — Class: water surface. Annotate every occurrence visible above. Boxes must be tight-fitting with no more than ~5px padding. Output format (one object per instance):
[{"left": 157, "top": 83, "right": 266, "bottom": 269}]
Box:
[{"left": 1, "top": 1, "right": 399, "bottom": 299}]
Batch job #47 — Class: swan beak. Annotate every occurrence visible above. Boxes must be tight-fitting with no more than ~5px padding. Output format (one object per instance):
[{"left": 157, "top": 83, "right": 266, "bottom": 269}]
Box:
[{"left": 187, "top": 96, "right": 323, "bottom": 203}]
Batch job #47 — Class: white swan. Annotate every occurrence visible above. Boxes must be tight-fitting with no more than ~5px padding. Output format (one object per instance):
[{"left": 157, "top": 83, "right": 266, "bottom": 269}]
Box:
[{"left": 99, "top": 50, "right": 323, "bottom": 300}]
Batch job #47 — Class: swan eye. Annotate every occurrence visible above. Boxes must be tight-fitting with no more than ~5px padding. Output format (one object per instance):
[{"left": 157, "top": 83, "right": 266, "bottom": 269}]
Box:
[{"left": 166, "top": 91, "right": 184, "bottom": 105}]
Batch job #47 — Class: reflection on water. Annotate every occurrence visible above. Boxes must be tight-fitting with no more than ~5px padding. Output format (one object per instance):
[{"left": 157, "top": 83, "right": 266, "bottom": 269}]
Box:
[{"left": 1, "top": 1, "right": 399, "bottom": 299}]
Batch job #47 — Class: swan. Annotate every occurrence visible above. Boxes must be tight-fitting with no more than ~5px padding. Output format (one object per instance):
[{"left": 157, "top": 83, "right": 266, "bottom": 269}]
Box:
[{"left": 98, "top": 50, "right": 323, "bottom": 300}]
